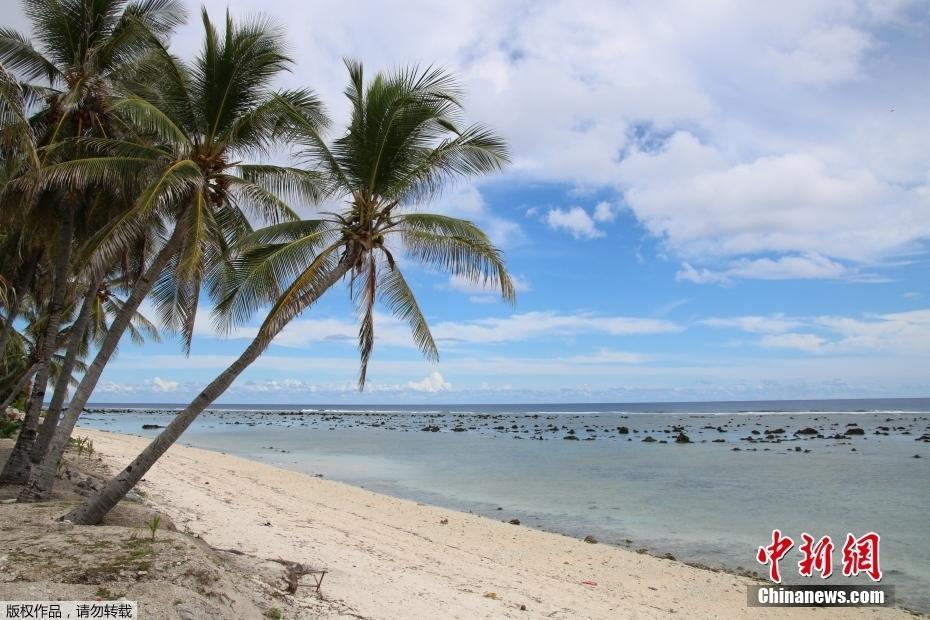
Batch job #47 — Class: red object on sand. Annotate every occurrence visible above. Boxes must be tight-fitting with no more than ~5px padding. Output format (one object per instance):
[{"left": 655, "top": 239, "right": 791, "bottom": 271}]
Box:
[{"left": 581, "top": 580, "right": 598, "bottom": 586}]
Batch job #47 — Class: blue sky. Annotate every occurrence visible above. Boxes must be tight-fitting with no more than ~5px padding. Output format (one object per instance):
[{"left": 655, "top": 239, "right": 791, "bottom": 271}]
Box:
[{"left": 11, "top": 0, "right": 930, "bottom": 403}]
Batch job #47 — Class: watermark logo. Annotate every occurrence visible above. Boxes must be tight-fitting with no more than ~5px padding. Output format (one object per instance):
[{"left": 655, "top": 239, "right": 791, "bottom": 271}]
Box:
[
  {"left": 751, "top": 530, "right": 891, "bottom": 608},
  {"left": 757, "top": 530, "right": 882, "bottom": 583}
]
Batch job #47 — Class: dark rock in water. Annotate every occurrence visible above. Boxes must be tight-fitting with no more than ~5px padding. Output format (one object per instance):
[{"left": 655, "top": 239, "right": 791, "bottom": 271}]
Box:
[
  {"left": 913, "top": 454, "right": 922, "bottom": 459},
  {"left": 421, "top": 425, "right": 440, "bottom": 432},
  {"left": 642, "top": 436, "right": 657, "bottom": 443},
  {"left": 712, "top": 438, "right": 726, "bottom": 443},
  {"left": 583, "top": 535, "right": 598, "bottom": 544},
  {"left": 674, "top": 432, "right": 691, "bottom": 443},
  {"left": 795, "top": 427, "right": 819, "bottom": 435},
  {"left": 563, "top": 435, "right": 580, "bottom": 441},
  {"left": 845, "top": 427, "right": 865, "bottom": 435},
  {"left": 452, "top": 427, "right": 466, "bottom": 432},
  {"left": 142, "top": 424, "right": 163, "bottom": 429},
  {"left": 508, "top": 519, "right": 521, "bottom": 525},
  {"left": 617, "top": 426, "right": 629, "bottom": 434}
]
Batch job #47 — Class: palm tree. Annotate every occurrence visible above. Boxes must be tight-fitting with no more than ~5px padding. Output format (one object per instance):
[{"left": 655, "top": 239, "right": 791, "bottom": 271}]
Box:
[
  {"left": 21, "top": 9, "right": 324, "bottom": 500},
  {"left": 29, "top": 271, "right": 160, "bottom": 462},
  {"left": 63, "top": 61, "right": 515, "bottom": 525},
  {"left": 0, "top": 0, "right": 185, "bottom": 483}
]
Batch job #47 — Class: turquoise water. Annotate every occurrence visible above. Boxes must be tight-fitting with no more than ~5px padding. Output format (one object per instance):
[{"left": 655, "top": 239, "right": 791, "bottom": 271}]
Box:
[{"left": 80, "top": 399, "right": 930, "bottom": 611}]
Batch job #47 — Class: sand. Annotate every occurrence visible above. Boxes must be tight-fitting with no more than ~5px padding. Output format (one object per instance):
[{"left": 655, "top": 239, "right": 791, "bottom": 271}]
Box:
[{"left": 76, "top": 428, "right": 912, "bottom": 619}]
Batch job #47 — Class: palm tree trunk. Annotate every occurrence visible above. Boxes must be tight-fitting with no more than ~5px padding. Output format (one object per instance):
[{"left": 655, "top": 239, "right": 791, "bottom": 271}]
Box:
[
  {"left": 30, "top": 278, "right": 100, "bottom": 464},
  {"left": 0, "top": 253, "right": 38, "bottom": 358},
  {"left": 63, "top": 261, "right": 351, "bottom": 525},
  {"left": 19, "top": 223, "right": 186, "bottom": 501},
  {"left": 1, "top": 209, "right": 74, "bottom": 485},
  {"left": 0, "top": 362, "right": 38, "bottom": 410}
]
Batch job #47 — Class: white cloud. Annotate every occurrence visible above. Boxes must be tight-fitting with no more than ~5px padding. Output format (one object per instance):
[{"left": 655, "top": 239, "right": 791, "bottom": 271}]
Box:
[
  {"left": 151, "top": 377, "right": 179, "bottom": 393},
  {"left": 760, "top": 333, "right": 829, "bottom": 353},
  {"left": 9, "top": 0, "right": 927, "bottom": 283},
  {"left": 546, "top": 206, "right": 604, "bottom": 239},
  {"left": 704, "top": 309, "right": 930, "bottom": 354},
  {"left": 678, "top": 253, "right": 853, "bottom": 284},
  {"left": 431, "top": 311, "right": 681, "bottom": 343},
  {"left": 701, "top": 315, "right": 803, "bottom": 334},
  {"left": 620, "top": 139, "right": 930, "bottom": 265},
  {"left": 592, "top": 201, "right": 618, "bottom": 223},
  {"left": 406, "top": 371, "right": 451, "bottom": 393},
  {"left": 764, "top": 25, "right": 873, "bottom": 86},
  {"left": 195, "top": 309, "right": 680, "bottom": 349}
]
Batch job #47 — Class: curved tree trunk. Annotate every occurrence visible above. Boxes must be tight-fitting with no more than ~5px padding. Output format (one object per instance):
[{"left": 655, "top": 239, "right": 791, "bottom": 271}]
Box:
[
  {"left": 0, "top": 362, "right": 38, "bottom": 410},
  {"left": 19, "top": 223, "right": 186, "bottom": 501},
  {"left": 63, "top": 261, "right": 350, "bottom": 524},
  {"left": 1, "top": 210, "right": 74, "bottom": 485},
  {"left": 30, "top": 278, "right": 100, "bottom": 464}
]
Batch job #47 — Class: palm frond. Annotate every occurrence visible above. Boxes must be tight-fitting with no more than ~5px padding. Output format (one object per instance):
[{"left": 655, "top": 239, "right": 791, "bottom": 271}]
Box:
[{"left": 378, "top": 260, "right": 437, "bottom": 363}]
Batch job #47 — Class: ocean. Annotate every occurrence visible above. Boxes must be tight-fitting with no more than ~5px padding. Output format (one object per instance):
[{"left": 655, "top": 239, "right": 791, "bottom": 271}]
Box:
[{"left": 79, "top": 398, "right": 930, "bottom": 611}]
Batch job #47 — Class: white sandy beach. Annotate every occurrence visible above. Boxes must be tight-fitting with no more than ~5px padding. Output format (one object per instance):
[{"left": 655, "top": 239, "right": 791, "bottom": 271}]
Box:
[{"left": 77, "top": 428, "right": 911, "bottom": 620}]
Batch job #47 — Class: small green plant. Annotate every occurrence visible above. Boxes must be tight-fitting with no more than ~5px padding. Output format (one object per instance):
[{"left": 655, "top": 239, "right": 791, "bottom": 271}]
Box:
[
  {"left": 68, "top": 436, "right": 93, "bottom": 458},
  {"left": 0, "top": 419, "right": 21, "bottom": 438},
  {"left": 146, "top": 514, "right": 161, "bottom": 541},
  {"left": 264, "top": 609, "right": 282, "bottom": 620},
  {"left": 55, "top": 459, "right": 66, "bottom": 479}
]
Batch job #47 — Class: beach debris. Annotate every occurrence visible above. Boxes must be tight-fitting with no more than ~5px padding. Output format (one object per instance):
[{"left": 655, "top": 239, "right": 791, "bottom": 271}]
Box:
[
  {"left": 581, "top": 579, "right": 598, "bottom": 586},
  {"left": 271, "top": 558, "right": 326, "bottom": 594},
  {"left": 439, "top": 518, "right": 449, "bottom": 525},
  {"left": 520, "top": 604, "right": 527, "bottom": 611},
  {"left": 508, "top": 519, "right": 521, "bottom": 525},
  {"left": 483, "top": 592, "right": 498, "bottom": 599},
  {"left": 583, "top": 535, "right": 598, "bottom": 544}
]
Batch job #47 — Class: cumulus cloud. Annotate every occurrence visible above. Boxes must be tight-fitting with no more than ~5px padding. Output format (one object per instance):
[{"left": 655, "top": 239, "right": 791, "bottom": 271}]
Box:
[
  {"left": 151, "top": 377, "right": 179, "bottom": 392},
  {"left": 43, "top": 0, "right": 921, "bottom": 282},
  {"left": 406, "top": 371, "right": 451, "bottom": 393},
  {"left": 546, "top": 206, "right": 604, "bottom": 239},
  {"left": 592, "top": 201, "right": 618, "bottom": 223}
]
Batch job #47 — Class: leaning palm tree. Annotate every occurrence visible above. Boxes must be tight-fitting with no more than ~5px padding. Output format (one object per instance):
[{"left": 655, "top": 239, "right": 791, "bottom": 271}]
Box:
[
  {"left": 63, "top": 61, "right": 514, "bottom": 525},
  {"left": 21, "top": 9, "right": 324, "bottom": 500}
]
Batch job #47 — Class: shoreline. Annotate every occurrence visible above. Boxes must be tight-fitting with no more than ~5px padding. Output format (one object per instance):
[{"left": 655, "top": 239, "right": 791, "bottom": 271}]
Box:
[{"left": 73, "top": 428, "right": 915, "bottom": 619}]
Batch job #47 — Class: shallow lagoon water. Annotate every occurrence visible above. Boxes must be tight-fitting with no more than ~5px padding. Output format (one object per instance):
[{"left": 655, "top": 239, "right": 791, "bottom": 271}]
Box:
[{"left": 80, "top": 399, "right": 930, "bottom": 611}]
